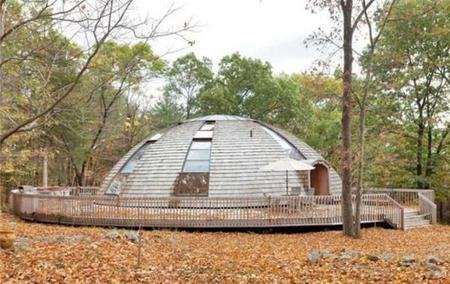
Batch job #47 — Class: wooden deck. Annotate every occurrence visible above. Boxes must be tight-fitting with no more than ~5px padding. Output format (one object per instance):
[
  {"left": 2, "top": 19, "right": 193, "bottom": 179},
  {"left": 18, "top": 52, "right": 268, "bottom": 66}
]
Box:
[{"left": 9, "top": 188, "right": 436, "bottom": 230}]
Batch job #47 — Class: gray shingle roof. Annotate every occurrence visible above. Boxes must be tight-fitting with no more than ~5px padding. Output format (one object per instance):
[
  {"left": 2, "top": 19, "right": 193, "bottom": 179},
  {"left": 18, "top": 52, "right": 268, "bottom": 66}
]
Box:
[{"left": 99, "top": 115, "right": 342, "bottom": 196}]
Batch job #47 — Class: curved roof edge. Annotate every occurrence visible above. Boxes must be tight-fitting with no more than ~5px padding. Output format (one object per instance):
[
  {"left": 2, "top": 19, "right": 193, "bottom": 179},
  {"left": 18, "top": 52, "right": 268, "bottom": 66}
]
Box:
[{"left": 185, "top": 114, "right": 253, "bottom": 122}]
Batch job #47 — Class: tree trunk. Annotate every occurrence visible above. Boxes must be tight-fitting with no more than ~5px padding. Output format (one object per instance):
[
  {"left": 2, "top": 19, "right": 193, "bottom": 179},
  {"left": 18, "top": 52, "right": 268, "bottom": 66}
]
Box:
[
  {"left": 416, "top": 122, "right": 424, "bottom": 188},
  {"left": 354, "top": 102, "right": 366, "bottom": 239},
  {"left": 341, "top": 0, "right": 354, "bottom": 237},
  {"left": 0, "top": 5, "right": 4, "bottom": 210},
  {"left": 42, "top": 149, "right": 48, "bottom": 188}
]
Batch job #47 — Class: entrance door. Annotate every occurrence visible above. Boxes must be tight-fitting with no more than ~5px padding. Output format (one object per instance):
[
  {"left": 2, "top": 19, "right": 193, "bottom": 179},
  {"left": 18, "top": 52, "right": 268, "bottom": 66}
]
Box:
[{"left": 310, "top": 164, "right": 329, "bottom": 195}]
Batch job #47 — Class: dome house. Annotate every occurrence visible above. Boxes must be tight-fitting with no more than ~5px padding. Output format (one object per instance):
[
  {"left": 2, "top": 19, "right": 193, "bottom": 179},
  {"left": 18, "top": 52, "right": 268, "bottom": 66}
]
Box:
[{"left": 100, "top": 115, "right": 342, "bottom": 197}]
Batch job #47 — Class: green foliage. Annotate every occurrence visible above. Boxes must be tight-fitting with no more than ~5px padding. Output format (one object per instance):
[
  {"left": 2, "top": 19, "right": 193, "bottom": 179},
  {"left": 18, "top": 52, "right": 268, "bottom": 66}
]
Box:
[
  {"left": 151, "top": 92, "right": 184, "bottom": 128},
  {"left": 1, "top": 0, "right": 448, "bottom": 199},
  {"left": 164, "top": 52, "right": 213, "bottom": 119},
  {"left": 371, "top": 0, "right": 450, "bottom": 189}
]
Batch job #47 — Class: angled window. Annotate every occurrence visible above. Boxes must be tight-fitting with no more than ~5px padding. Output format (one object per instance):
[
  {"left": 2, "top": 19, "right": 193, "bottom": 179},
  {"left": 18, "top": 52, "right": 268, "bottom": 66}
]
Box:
[
  {"left": 191, "top": 141, "right": 211, "bottom": 149},
  {"left": 120, "top": 132, "right": 161, "bottom": 174},
  {"left": 261, "top": 125, "right": 303, "bottom": 160},
  {"left": 174, "top": 122, "right": 215, "bottom": 196},
  {"left": 183, "top": 140, "right": 211, "bottom": 172},
  {"left": 106, "top": 133, "right": 162, "bottom": 195},
  {"left": 194, "top": 130, "right": 213, "bottom": 139},
  {"left": 149, "top": 133, "right": 162, "bottom": 141},
  {"left": 200, "top": 121, "right": 215, "bottom": 131},
  {"left": 120, "top": 142, "right": 153, "bottom": 174}
]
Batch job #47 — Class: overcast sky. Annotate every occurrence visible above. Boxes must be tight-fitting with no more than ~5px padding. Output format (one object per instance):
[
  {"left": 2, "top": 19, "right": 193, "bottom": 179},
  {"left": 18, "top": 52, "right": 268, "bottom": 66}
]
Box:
[{"left": 135, "top": 0, "right": 334, "bottom": 75}]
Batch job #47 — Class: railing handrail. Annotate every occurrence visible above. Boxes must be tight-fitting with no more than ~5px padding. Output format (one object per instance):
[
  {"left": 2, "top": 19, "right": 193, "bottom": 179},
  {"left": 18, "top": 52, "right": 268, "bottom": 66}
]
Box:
[
  {"left": 35, "top": 186, "right": 100, "bottom": 190},
  {"left": 418, "top": 192, "right": 437, "bottom": 224},
  {"left": 367, "top": 188, "right": 434, "bottom": 193},
  {"left": 9, "top": 191, "right": 393, "bottom": 229},
  {"left": 383, "top": 194, "right": 405, "bottom": 229}
]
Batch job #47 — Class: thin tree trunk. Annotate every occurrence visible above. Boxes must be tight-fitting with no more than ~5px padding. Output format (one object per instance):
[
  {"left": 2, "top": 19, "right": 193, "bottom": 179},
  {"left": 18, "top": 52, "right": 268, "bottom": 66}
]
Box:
[
  {"left": 42, "top": 149, "right": 48, "bottom": 188},
  {"left": 0, "top": 3, "right": 5, "bottom": 211},
  {"left": 341, "top": 0, "right": 354, "bottom": 237},
  {"left": 354, "top": 101, "right": 366, "bottom": 238},
  {"left": 416, "top": 121, "right": 424, "bottom": 188},
  {"left": 354, "top": 55, "right": 372, "bottom": 239}
]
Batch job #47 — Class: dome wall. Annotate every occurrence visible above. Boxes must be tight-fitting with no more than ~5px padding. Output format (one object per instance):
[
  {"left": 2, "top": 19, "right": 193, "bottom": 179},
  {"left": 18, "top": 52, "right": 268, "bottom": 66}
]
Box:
[{"left": 99, "top": 115, "right": 342, "bottom": 197}]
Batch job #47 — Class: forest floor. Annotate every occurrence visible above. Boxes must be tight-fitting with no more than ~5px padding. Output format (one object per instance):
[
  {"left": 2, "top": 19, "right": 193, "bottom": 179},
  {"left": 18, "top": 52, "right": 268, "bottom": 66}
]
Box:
[{"left": 1, "top": 213, "right": 449, "bottom": 283}]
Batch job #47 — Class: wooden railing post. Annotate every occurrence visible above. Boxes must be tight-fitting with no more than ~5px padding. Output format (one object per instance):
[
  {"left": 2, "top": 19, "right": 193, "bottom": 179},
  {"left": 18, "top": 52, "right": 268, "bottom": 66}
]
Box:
[{"left": 9, "top": 188, "right": 431, "bottom": 229}]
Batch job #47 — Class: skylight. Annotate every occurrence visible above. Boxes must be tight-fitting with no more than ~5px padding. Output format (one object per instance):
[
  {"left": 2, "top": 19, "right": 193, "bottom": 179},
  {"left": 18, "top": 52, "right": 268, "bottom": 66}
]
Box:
[{"left": 261, "top": 125, "right": 303, "bottom": 160}]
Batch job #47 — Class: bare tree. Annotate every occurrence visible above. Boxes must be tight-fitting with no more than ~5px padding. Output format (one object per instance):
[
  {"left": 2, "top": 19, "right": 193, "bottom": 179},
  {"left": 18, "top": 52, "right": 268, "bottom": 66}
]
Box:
[
  {"left": 0, "top": 0, "right": 193, "bottom": 146},
  {"left": 306, "top": 0, "right": 396, "bottom": 237},
  {"left": 353, "top": 0, "right": 397, "bottom": 238},
  {"left": 0, "top": 0, "right": 194, "bottom": 209}
]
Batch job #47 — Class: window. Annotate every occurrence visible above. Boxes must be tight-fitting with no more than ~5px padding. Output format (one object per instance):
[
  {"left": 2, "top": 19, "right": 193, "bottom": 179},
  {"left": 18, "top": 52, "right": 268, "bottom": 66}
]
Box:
[
  {"left": 187, "top": 149, "right": 210, "bottom": 160},
  {"left": 149, "top": 133, "right": 162, "bottom": 141},
  {"left": 261, "top": 125, "right": 303, "bottom": 160},
  {"left": 120, "top": 141, "right": 153, "bottom": 174},
  {"left": 194, "top": 130, "right": 213, "bottom": 139},
  {"left": 174, "top": 121, "right": 215, "bottom": 195},
  {"left": 183, "top": 140, "right": 211, "bottom": 172},
  {"left": 105, "top": 175, "right": 126, "bottom": 195},
  {"left": 200, "top": 121, "right": 215, "bottom": 131},
  {"left": 184, "top": 160, "right": 210, "bottom": 172},
  {"left": 191, "top": 141, "right": 211, "bottom": 149}
]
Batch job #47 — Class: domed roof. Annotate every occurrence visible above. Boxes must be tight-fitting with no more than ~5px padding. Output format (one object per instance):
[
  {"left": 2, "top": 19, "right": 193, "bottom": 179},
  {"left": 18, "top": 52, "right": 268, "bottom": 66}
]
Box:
[
  {"left": 100, "top": 115, "right": 342, "bottom": 197},
  {"left": 186, "top": 114, "right": 252, "bottom": 122}
]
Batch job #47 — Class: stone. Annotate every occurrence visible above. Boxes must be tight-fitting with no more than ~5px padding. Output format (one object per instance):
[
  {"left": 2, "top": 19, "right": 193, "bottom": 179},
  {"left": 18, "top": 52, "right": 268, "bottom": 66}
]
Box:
[
  {"left": 64, "top": 235, "right": 85, "bottom": 244},
  {"left": 399, "top": 255, "right": 416, "bottom": 267},
  {"left": 367, "top": 255, "right": 379, "bottom": 262},
  {"left": 426, "top": 266, "right": 444, "bottom": 279},
  {"left": 346, "top": 250, "right": 360, "bottom": 258},
  {"left": 89, "top": 243, "right": 98, "bottom": 250},
  {"left": 424, "top": 256, "right": 444, "bottom": 265},
  {"left": 105, "top": 230, "right": 120, "bottom": 240},
  {"left": 381, "top": 253, "right": 395, "bottom": 262},
  {"left": 339, "top": 253, "right": 352, "bottom": 261},
  {"left": 426, "top": 263, "right": 441, "bottom": 271},
  {"left": 168, "top": 236, "right": 177, "bottom": 245},
  {"left": 401, "top": 255, "right": 415, "bottom": 263},
  {"left": 14, "top": 237, "right": 32, "bottom": 252},
  {"left": 321, "top": 250, "right": 335, "bottom": 259},
  {"left": 307, "top": 251, "right": 321, "bottom": 264},
  {"left": 125, "top": 231, "right": 140, "bottom": 243}
]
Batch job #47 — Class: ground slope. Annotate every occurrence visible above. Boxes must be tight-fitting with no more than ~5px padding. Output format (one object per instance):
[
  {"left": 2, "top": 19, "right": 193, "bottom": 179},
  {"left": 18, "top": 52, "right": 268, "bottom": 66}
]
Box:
[{"left": 1, "top": 213, "right": 449, "bottom": 283}]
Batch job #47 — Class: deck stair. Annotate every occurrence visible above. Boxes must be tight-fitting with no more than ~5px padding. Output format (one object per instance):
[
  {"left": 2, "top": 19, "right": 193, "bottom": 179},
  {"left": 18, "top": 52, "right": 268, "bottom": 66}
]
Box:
[{"left": 403, "top": 208, "right": 431, "bottom": 229}]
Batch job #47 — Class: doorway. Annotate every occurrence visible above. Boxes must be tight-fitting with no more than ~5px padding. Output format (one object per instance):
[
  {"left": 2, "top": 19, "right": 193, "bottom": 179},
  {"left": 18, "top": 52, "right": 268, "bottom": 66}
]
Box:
[{"left": 310, "top": 163, "right": 329, "bottom": 195}]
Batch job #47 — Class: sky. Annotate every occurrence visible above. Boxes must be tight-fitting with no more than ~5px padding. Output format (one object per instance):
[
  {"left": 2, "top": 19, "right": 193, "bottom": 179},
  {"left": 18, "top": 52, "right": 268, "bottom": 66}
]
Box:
[{"left": 135, "top": 0, "right": 334, "bottom": 75}]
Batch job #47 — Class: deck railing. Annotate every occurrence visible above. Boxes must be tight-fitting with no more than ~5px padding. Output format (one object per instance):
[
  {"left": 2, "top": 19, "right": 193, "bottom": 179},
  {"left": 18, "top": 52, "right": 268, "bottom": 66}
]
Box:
[
  {"left": 418, "top": 193, "right": 437, "bottom": 224},
  {"left": 382, "top": 195, "right": 404, "bottom": 229},
  {"left": 10, "top": 191, "right": 404, "bottom": 229},
  {"left": 367, "top": 188, "right": 435, "bottom": 207}
]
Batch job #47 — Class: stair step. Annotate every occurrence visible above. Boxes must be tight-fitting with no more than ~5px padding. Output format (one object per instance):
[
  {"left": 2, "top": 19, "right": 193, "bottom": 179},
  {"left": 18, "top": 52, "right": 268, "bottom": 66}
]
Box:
[
  {"left": 404, "top": 224, "right": 431, "bottom": 229},
  {"left": 405, "top": 221, "right": 430, "bottom": 226},
  {"left": 405, "top": 221, "right": 430, "bottom": 227},
  {"left": 404, "top": 214, "right": 430, "bottom": 220}
]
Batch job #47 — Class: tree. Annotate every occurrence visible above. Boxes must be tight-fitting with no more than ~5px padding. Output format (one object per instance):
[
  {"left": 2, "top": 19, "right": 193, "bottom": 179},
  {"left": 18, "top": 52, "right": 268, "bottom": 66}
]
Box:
[
  {"left": 306, "top": 0, "right": 383, "bottom": 237},
  {"left": 291, "top": 74, "right": 342, "bottom": 167},
  {"left": 351, "top": 0, "right": 397, "bottom": 238},
  {"left": 151, "top": 92, "right": 184, "bottom": 128},
  {"left": 0, "top": 0, "right": 193, "bottom": 145},
  {"left": 164, "top": 52, "right": 213, "bottom": 119},
  {"left": 0, "top": 0, "right": 194, "bottom": 208},
  {"left": 372, "top": 0, "right": 449, "bottom": 189},
  {"left": 49, "top": 42, "right": 163, "bottom": 186},
  {"left": 197, "top": 53, "right": 304, "bottom": 128}
]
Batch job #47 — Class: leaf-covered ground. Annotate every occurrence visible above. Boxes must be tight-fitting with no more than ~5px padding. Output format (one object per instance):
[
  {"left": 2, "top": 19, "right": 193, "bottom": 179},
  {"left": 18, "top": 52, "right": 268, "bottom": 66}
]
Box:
[{"left": 1, "top": 213, "right": 449, "bottom": 283}]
